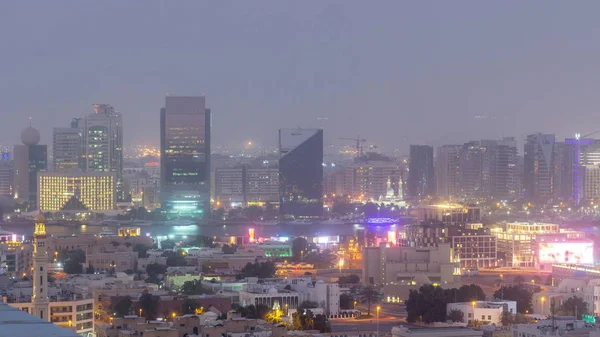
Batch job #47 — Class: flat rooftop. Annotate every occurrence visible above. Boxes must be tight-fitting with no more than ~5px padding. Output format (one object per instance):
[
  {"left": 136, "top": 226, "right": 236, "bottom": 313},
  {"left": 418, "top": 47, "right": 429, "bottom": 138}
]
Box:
[{"left": 0, "top": 302, "right": 80, "bottom": 337}]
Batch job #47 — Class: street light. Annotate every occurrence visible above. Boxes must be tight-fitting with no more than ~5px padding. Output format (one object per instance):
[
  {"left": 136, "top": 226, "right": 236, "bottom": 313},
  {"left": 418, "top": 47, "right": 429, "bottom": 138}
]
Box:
[
  {"left": 541, "top": 296, "right": 546, "bottom": 314},
  {"left": 139, "top": 308, "right": 142, "bottom": 317},
  {"left": 376, "top": 305, "right": 381, "bottom": 336},
  {"left": 354, "top": 300, "right": 357, "bottom": 309},
  {"left": 471, "top": 301, "right": 476, "bottom": 309},
  {"left": 172, "top": 312, "right": 176, "bottom": 320}
]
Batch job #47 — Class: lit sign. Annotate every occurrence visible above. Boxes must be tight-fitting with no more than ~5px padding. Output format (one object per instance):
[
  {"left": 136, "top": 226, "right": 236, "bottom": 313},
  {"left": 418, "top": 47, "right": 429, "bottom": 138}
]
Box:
[
  {"left": 388, "top": 230, "right": 397, "bottom": 246},
  {"left": 538, "top": 241, "right": 594, "bottom": 264},
  {"left": 366, "top": 218, "right": 395, "bottom": 224},
  {"left": 249, "top": 228, "right": 255, "bottom": 242},
  {"left": 1, "top": 153, "right": 8, "bottom": 159}
]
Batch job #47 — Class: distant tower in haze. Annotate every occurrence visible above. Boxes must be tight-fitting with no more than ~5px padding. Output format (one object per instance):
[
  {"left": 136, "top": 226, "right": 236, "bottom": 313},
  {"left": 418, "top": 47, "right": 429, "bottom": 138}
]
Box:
[
  {"left": 32, "top": 212, "right": 49, "bottom": 321},
  {"left": 407, "top": 145, "right": 435, "bottom": 199},
  {"left": 84, "top": 104, "right": 124, "bottom": 200},
  {"left": 524, "top": 133, "right": 555, "bottom": 203},
  {"left": 160, "top": 96, "right": 211, "bottom": 220},
  {"left": 278, "top": 128, "right": 323, "bottom": 219},
  {"left": 13, "top": 123, "right": 47, "bottom": 209},
  {"left": 435, "top": 145, "right": 461, "bottom": 198}
]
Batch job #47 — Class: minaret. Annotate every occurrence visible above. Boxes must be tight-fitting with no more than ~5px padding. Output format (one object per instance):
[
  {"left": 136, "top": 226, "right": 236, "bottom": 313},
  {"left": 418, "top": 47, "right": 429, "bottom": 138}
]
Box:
[{"left": 32, "top": 212, "right": 49, "bottom": 321}]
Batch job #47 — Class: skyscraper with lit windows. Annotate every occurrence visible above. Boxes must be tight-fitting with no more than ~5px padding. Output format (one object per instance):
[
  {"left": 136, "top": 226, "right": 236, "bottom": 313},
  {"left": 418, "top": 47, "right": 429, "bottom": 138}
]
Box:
[
  {"left": 160, "top": 96, "right": 211, "bottom": 220},
  {"left": 38, "top": 172, "right": 115, "bottom": 211}
]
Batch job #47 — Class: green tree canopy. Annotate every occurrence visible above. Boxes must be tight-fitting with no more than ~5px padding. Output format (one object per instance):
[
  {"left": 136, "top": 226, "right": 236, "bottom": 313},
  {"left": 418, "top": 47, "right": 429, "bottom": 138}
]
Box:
[
  {"left": 557, "top": 296, "right": 588, "bottom": 319},
  {"left": 447, "top": 309, "right": 464, "bottom": 323},
  {"left": 338, "top": 274, "right": 360, "bottom": 284},
  {"left": 63, "top": 249, "right": 85, "bottom": 274},
  {"left": 292, "top": 237, "right": 309, "bottom": 261},
  {"left": 181, "top": 280, "right": 213, "bottom": 295},
  {"left": 445, "top": 284, "right": 486, "bottom": 303},
  {"left": 406, "top": 284, "right": 447, "bottom": 323},
  {"left": 112, "top": 297, "right": 132, "bottom": 317},
  {"left": 238, "top": 261, "right": 275, "bottom": 279},
  {"left": 358, "top": 285, "right": 381, "bottom": 316},
  {"left": 139, "top": 292, "right": 160, "bottom": 320},
  {"left": 493, "top": 286, "right": 532, "bottom": 314}
]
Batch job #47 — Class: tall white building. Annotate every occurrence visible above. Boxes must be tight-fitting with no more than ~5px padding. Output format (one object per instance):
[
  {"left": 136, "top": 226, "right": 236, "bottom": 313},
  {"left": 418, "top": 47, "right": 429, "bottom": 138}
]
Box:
[
  {"left": 84, "top": 104, "right": 124, "bottom": 200},
  {"left": 584, "top": 164, "right": 600, "bottom": 201}
]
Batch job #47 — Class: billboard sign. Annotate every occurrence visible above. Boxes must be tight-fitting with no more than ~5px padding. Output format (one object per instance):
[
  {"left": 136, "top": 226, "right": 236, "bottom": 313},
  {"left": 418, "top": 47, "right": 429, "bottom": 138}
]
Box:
[{"left": 538, "top": 241, "right": 594, "bottom": 264}]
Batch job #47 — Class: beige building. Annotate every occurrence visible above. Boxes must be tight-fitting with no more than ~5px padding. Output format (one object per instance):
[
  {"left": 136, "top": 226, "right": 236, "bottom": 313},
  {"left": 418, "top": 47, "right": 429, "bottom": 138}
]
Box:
[
  {"left": 86, "top": 248, "right": 138, "bottom": 272},
  {"left": 363, "top": 243, "right": 460, "bottom": 301},
  {"left": 416, "top": 204, "right": 481, "bottom": 226},
  {"left": 585, "top": 164, "right": 600, "bottom": 200},
  {"left": 8, "top": 296, "right": 94, "bottom": 336}
]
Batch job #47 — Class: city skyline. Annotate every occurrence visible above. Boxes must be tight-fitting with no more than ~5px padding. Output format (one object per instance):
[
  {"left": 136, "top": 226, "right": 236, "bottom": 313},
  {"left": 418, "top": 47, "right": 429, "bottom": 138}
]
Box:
[{"left": 3, "top": 2, "right": 600, "bottom": 152}]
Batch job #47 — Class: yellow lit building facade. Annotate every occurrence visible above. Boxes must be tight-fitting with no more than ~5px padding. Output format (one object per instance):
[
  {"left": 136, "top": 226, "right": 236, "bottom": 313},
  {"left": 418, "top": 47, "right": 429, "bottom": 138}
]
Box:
[{"left": 38, "top": 172, "right": 115, "bottom": 211}]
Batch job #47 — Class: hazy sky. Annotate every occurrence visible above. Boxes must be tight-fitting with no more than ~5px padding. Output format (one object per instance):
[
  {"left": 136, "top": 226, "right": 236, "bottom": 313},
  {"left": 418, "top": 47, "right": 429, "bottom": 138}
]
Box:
[{"left": 2, "top": 1, "right": 600, "bottom": 153}]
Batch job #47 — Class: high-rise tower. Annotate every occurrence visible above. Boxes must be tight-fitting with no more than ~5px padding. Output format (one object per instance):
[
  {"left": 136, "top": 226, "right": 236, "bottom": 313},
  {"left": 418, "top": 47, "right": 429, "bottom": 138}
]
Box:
[
  {"left": 160, "top": 96, "right": 211, "bottom": 220},
  {"left": 32, "top": 212, "right": 49, "bottom": 321},
  {"left": 84, "top": 104, "right": 123, "bottom": 201},
  {"left": 524, "top": 133, "right": 555, "bottom": 203},
  {"left": 279, "top": 128, "right": 323, "bottom": 219},
  {"left": 13, "top": 124, "right": 47, "bottom": 209},
  {"left": 53, "top": 118, "right": 84, "bottom": 172},
  {"left": 407, "top": 145, "right": 435, "bottom": 199}
]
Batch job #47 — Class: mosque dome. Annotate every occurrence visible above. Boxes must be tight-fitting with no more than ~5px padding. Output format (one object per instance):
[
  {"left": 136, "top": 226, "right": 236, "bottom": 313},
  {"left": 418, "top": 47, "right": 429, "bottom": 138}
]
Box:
[
  {"left": 21, "top": 126, "right": 41, "bottom": 146},
  {"left": 35, "top": 212, "right": 45, "bottom": 223}
]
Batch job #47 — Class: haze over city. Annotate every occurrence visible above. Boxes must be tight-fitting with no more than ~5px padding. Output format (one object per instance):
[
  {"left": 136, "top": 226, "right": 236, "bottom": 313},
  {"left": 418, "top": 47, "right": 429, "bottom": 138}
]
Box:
[{"left": 3, "top": 1, "right": 600, "bottom": 151}]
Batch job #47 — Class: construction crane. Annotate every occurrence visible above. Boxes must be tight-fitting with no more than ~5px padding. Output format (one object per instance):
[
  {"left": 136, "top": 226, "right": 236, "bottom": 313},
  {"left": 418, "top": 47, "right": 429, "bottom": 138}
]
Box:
[{"left": 339, "top": 136, "right": 367, "bottom": 157}]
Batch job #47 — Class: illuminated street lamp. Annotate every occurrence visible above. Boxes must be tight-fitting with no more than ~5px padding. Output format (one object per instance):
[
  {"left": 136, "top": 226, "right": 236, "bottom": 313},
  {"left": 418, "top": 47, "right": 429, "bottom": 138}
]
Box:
[
  {"left": 541, "top": 296, "right": 546, "bottom": 313},
  {"left": 354, "top": 300, "right": 357, "bottom": 309},
  {"left": 376, "top": 306, "right": 381, "bottom": 336},
  {"left": 471, "top": 301, "right": 476, "bottom": 309},
  {"left": 172, "top": 312, "right": 177, "bottom": 320},
  {"left": 139, "top": 308, "right": 142, "bottom": 317}
]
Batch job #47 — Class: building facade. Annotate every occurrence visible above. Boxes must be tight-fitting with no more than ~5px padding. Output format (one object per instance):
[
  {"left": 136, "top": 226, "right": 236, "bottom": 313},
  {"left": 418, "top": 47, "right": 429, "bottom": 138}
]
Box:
[
  {"left": 0, "top": 154, "right": 12, "bottom": 196},
  {"left": 160, "top": 96, "right": 211, "bottom": 220},
  {"left": 38, "top": 172, "right": 115, "bottom": 211},
  {"left": 279, "top": 129, "right": 323, "bottom": 219},
  {"left": 493, "top": 222, "right": 560, "bottom": 268},
  {"left": 84, "top": 104, "right": 123, "bottom": 201},
  {"left": 524, "top": 133, "right": 555, "bottom": 203},
  {"left": 53, "top": 118, "right": 84, "bottom": 173}
]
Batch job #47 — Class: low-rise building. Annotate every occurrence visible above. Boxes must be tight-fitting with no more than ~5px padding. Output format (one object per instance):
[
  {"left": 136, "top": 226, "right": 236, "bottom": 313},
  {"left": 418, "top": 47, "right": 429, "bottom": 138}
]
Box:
[
  {"left": 391, "top": 326, "right": 483, "bottom": 337},
  {"left": 0, "top": 301, "right": 80, "bottom": 337},
  {"left": 5, "top": 291, "right": 94, "bottom": 336},
  {"left": 239, "top": 277, "right": 340, "bottom": 317},
  {"left": 446, "top": 300, "right": 516, "bottom": 326}
]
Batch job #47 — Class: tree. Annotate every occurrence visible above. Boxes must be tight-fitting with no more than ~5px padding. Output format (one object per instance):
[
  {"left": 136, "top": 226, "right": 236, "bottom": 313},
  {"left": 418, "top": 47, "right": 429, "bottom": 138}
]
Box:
[
  {"left": 181, "top": 280, "right": 213, "bottom": 295},
  {"left": 447, "top": 309, "right": 464, "bottom": 323},
  {"left": 299, "top": 301, "right": 319, "bottom": 309},
  {"left": 338, "top": 274, "right": 360, "bottom": 284},
  {"left": 238, "top": 261, "right": 276, "bottom": 279},
  {"left": 161, "top": 239, "right": 176, "bottom": 250},
  {"left": 139, "top": 292, "right": 160, "bottom": 320},
  {"left": 406, "top": 284, "right": 447, "bottom": 323},
  {"left": 146, "top": 263, "right": 167, "bottom": 280},
  {"left": 222, "top": 244, "right": 238, "bottom": 254},
  {"left": 558, "top": 296, "right": 588, "bottom": 319},
  {"left": 63, "top": 249, "right": 85, "bottom": 274},
  {"left": 243, "top": 206, "right": 264, "bottom": 221},
  {"left": 238, "top": 304, "right": 270, "bottom": 320},
  {"left": 213, "top": 207, "right": 226, "bottom": 221},
  {"left": 113, "top": 297, "right": 133, "bottom": 317},
  {"left": 165, "top": 250, "right": 187, "bottom": 267},
  {"left": 445, "top": 284, "right": 486, "bottom": 303},
  {"left": 358, "top": 285, "right": 380, "bottom": 316},
  {"left": 292, "top": 237, "right": 309, "bottom": 261},
  {"left": 133, "top": 244, "right": 150, "bottom": 259},
  {"left": 340, "top": 294, "right": 354, "bottom": 310},
  {"left": 513, "top": 275, "right": 525, "bottom": 284},
  {"left": 314, "top": 314, "right": 331, "bottom": 333},
  {"left": 493, "top": 286, "right": 532, "bottom": 314},
  {"left": 85, "top": 265, "right": 95, "bottom": 274},
  {"left": 186, "top": 235, "right": 216, "bottom": 248},
  {"left": 501, "top": 310, "right": 513, "bottom": 326},
  {"left": 182, "top": 299, "right": 203, "bottom": 315}
]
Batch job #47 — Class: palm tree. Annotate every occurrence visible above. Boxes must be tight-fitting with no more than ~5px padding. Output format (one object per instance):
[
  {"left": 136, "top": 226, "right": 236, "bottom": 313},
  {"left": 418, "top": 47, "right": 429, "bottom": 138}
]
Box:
[{"left": 359, "top": 286, "right": 380, "bottom": 316}]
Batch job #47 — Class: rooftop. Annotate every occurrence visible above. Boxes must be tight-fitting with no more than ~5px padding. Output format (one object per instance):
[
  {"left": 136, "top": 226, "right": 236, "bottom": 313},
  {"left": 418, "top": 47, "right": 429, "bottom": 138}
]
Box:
[{"left": 0, "top": 301, "right": 80, "bottom": 337}]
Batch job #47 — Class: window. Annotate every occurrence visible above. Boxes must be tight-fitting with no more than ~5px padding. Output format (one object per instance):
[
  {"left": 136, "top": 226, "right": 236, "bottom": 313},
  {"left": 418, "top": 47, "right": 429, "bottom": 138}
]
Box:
[
  {"left": 481, "top": 315, "right": 485, "bottom": 320},
  {"left": 488, "top": 315, "right": 491, "bottom": 320},
  {"left": 40, "top": 267, "right": 43, "bottom": 271},
  {"left": 468, "top": 313, "right": 472, "bottom": 318}
]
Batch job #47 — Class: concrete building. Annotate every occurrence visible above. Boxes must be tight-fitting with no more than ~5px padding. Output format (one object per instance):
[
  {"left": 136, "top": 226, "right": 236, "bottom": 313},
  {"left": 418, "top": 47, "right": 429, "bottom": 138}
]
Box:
[
  {"left": 238, "top": 277, "right": 340, "bottom": 316},
  {"left": 52, "top": 118, "right": 84, "bottom": 173},
  {"left": 392, "top": 326, "right": 483, "bottom": 337},
  {"left": 86, "top": 249, "right": 137, "bottom": 273},
  {"left": 214, "top": 165, "right": 279, "bottom": 206},
  {"left": 362, "top": 243, "right": 459, "bottom": 286},
  {"left": 524, "top": 133, "right": 555, "bottom": 203},
  {"left": 38, "top": 172, "right": 116, "bottom": 212},
  {"left": 493, "top": 222, "right": 561, "bottom": 268},
  {"left": 436, "top": 145, "right": 461, "bottom": 199},
  {"left": 405, "top": 221, "right": 497, "bottom": 268},
  {"left": 446, "top": 300, "right": 516, "bottom": 326},
  {"left": 0, "top": 301, "right": 80, "bottom": 337},
  {"left": 0, "top": 154, "right": 12, "bottom": 196},
  {"left": 584, "top": 164, "right": 600, "bottom": 201},
  {"left": 0, "top": 233, "right": 33, "bottom": 278},
  {"left": 416, "top": 204, "right": 481, "bottom": 226}
]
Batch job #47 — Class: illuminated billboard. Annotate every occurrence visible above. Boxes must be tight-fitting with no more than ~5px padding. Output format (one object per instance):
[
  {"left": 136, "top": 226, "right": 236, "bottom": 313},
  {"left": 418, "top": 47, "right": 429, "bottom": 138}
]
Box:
[{"left": 538, "top": 241, "right": 594, "bottom": 264}]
